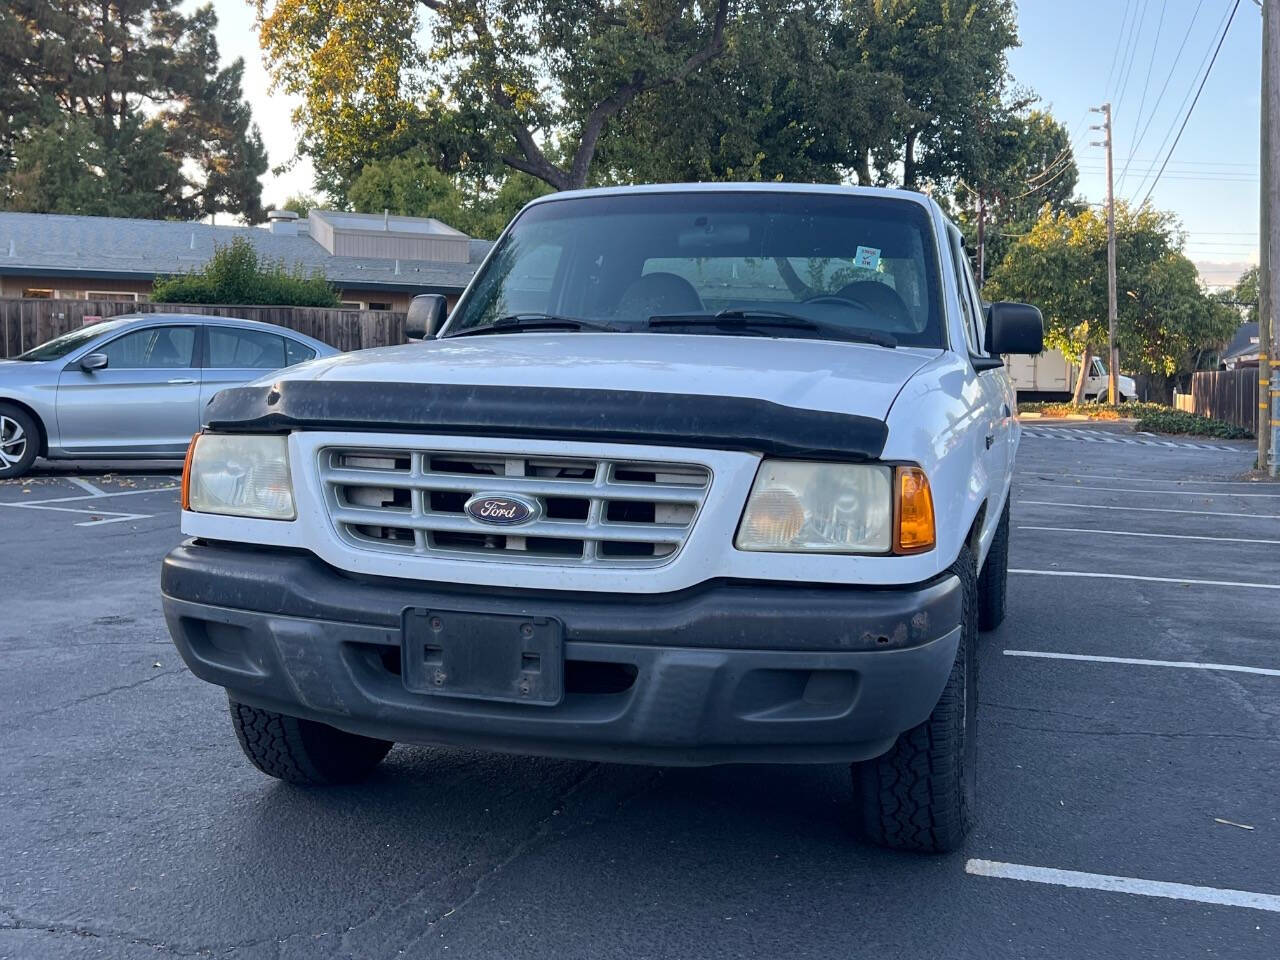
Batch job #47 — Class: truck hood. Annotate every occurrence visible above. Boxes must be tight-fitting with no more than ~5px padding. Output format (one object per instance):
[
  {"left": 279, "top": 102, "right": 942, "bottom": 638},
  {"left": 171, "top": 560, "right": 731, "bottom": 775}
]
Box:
[{"left": 274, "top": 333, "right": 940, "bottom": 422}]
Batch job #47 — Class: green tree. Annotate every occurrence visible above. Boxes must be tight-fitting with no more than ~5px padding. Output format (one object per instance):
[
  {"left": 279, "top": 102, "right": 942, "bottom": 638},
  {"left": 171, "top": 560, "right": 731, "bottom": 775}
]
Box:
[
  {"left": 950, "top": 107, "right": 1080, "bottom": 281},
  {"left": 598, "top": 4, "right": 903, "bottom": 185},
  {"left": 857, "top": 0, "right": 1020, "bottom": 189},
  {"left": 153, "top": 236, "right": 339, "bottom": 306},
  {"left": 1, "top": 0, "right": 267, "bottom": 220},
  {"left": 257, "top": 0, "right": 733, "bottom": 196},
  {"left": 348, "top": 153, "right": 550, "bottom": 237},
  {"left": 280, "top": 194, "right": 320, "bottom": 216},
  {"left": 1223, "top": 265, "right": 1258, "bottom": 325},
  {"left": 986, "top": 204, "right": 1237, "bottom": 399}
]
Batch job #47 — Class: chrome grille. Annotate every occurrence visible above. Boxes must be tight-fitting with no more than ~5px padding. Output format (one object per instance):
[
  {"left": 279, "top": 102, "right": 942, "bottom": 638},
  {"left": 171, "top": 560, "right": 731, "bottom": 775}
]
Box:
[{"left": 318, "top": 447, "right": 712, "bottom": 566}]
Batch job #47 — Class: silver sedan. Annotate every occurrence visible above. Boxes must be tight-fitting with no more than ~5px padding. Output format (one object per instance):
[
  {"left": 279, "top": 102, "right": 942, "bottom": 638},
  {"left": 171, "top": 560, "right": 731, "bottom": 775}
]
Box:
[{"left": 0, "top": 314, "right": 336, "bottom": 479}]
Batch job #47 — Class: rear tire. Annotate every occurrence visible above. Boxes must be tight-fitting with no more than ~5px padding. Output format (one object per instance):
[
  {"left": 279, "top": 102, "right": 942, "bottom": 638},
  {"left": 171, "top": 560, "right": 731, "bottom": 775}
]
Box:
[
  {"left": 977, "top": 498, "right": 1010, "bottom": 631},
  {"left": 229, "top": 698, "right": 393, "bottom": 785},
  {"left": 850, "top": 545, "right": 977, "bottom": 854},
  {"left": 0, "top": 403, "right": 40, "bottom": 480}
]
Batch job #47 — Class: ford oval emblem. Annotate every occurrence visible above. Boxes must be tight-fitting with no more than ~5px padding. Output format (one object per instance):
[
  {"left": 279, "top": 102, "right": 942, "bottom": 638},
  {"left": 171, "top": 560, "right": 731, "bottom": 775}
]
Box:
[{"left": 464, "top": 492, "right": 540, "bottom": 526}]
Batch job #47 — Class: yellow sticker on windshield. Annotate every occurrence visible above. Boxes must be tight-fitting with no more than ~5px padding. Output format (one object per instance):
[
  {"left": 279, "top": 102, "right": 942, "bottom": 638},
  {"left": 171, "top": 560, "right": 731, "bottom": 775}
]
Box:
[{"left": 855, "top": 246, "right": 881, "bottom": 270}]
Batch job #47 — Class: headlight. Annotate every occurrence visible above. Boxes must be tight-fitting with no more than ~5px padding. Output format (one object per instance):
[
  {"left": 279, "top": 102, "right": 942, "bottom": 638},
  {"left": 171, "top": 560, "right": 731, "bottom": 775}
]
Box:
[
  {"left": 183, "top": 433, "right": 296, "bottom": 520},
  {"left": 735, "top": 461, "right": 935, "bottom": 555},
  {"left": 736, "top": 461, "right": 892, "bottom": 553}
]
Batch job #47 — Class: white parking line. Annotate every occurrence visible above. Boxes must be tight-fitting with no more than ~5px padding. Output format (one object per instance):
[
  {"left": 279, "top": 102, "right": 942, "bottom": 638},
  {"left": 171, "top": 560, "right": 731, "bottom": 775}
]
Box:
[
  {"left": 67, "top": 477, "right": 106, "bottom": 496},
  {"left": 1016, "top": 471, "right": 1271, "bottom": 487},
  {"left": 1017, "top": 499, "right": 1280, "bottom": 520},
  {"left": 1021, "top": 482, "right": 1280, "bottom": 499},
  {"left": 966, "top": 860, "right": 1280, "bottom": 913},
  {"left": 0, "top": 502, "right": 154, "bottom": 525},
  {"left": 1003, "top": 649, "right": 1280, "bottom": 677},
  {"left": 1017, "top": 525, "right": 1280, "bottom": 545},
  {"left": 1011, "top": 569, "right": 1280, "bottom": 590},
  {"left": 11, "top": 485, "right": 178, "bottom": 505}
]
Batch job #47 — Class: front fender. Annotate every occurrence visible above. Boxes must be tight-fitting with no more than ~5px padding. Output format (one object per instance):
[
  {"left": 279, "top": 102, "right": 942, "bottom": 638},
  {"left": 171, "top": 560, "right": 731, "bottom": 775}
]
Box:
[{"left": 881, "top": 351, "right": 995, "bottom": 574}]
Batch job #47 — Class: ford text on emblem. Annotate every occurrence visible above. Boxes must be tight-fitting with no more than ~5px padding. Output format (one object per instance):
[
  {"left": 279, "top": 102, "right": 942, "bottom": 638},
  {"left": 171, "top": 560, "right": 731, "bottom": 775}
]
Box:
[{"left": 464, "top": 493, "right": 540, "bottom": 526}]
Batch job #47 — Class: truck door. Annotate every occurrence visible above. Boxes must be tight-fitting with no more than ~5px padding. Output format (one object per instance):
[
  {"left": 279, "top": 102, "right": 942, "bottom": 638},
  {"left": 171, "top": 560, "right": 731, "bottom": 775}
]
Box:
[{"left": 946, "top": 227, "right": 1011, "bottom": 504}]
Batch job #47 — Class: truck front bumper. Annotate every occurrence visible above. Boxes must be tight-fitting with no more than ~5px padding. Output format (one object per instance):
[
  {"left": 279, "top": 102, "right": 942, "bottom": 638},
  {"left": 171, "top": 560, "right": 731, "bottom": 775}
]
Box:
[{"left": 162, "top": 542, "right": 963, "bottom": 766}]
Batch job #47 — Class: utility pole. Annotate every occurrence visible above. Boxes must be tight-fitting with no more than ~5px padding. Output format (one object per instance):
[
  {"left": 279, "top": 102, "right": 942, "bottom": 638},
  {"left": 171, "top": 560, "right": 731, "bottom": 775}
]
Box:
[
  {"left": 1261, "top": 4, "right": 1272, "bottom": 472},
  {"left": 1266, "top": 0, "right": 1280, "bottom": 475},
  {"left": 1091, "top": 103, "right": 1120, "bottom": 404}
]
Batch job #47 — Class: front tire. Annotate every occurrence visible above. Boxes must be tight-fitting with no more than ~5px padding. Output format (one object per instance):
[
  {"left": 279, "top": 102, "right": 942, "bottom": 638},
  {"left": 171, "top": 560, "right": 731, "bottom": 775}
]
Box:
[
  {"left": 976, "top": 498, "right": 1010, "bottom": 630},
  {"left": 0, "top": 404, "right": 40, "bottom": 480},
  {"left": 850, "top": 545, "right": 977, "bottom": 854},
  {"left": 229, "top": 698, "right": 393, "bottom": 785}
]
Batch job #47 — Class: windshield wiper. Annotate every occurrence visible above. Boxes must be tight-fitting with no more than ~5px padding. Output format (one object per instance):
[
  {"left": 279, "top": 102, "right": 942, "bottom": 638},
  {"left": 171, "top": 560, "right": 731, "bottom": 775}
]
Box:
[
  {"left": 445, "top": 314, "right": 625, "bottom": 337},
  {"left": 647, "top": 310, "right": 897, "bottom": 348}
]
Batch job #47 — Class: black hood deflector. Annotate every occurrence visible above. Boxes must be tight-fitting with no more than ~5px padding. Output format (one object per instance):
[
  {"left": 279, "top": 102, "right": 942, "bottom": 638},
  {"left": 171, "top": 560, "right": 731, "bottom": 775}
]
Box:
[{"left": 203, "top": 381, "right": 889, "bottom": 462}]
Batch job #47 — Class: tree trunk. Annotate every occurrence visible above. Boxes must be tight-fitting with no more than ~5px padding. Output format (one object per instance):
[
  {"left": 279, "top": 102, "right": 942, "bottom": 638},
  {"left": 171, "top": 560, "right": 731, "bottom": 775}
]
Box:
[
  {"left": 1071, "top": 346, "right": 1093, "bottom": 404},
  {"left": 853, "top": 150, "right": 872, "bottom": 186},
  {"left": 903, "top": 129, "right": 918, "bottom": 189}
]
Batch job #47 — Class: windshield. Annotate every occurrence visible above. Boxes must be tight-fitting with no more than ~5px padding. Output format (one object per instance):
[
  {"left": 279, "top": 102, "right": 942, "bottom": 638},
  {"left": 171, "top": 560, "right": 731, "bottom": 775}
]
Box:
[
  {"left": 445, "top": 191, "right": 946, "bottom": 348},
  {"left": 14, "top": 319, "right": 132, "bottom": 361}
]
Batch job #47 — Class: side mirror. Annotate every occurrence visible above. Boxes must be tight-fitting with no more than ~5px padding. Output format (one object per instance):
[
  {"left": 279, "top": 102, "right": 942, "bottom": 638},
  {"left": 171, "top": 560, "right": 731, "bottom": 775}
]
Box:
[
  {"left": 405, "top": 294, "right": 449, "bottom": 340},
  {"left": 80, "top": 352, "right": 108, "bottom": 372},
  {"left": 985, "top": 302, "right": 1044, "bottom": 355}
]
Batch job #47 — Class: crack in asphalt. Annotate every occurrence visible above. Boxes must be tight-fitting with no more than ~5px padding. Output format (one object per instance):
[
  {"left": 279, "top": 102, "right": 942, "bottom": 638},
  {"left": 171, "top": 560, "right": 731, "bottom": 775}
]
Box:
[
  {"left": 0, "top": 909, "right": 215, "bottom": 958},
  {"left": 991, "top": 719, "right": 1280, "bottom": 744},
  {"left": 421, "top": 767, "right": 667, "bottom": 931},
  {"left": 15, "top": 667, "right": 188, "bottom": 722}
]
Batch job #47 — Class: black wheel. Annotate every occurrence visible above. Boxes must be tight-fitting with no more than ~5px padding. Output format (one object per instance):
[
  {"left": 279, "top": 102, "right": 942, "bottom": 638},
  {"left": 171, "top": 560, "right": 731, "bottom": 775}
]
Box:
[
  {"left": 850, "top": 545, "right": 977, "bottom": 854},
  {"left": 229, "top": 698, "right": 393, "bottom": 785},
  {"left": 0, "top": 403, "right": 40, "bottom": 479},
  {"left": 977, "top": 498, "right": 1010, "bottom": 631}
]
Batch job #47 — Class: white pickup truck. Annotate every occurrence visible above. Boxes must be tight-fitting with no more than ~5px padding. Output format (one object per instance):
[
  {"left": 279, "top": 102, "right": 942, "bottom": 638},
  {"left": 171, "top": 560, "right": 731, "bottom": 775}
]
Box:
[{"left": 163, "top": 184, "right": 1043, "bottom": 853}]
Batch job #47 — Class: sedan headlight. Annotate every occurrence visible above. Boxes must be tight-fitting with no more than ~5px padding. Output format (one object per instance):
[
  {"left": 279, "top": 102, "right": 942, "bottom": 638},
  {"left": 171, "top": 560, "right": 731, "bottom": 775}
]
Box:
[
  {"left": 183, "top": 433, "right": 296, "bottom": 520},
  {"left": 736, "top": 461, "right": 935, "bottom": 555}
]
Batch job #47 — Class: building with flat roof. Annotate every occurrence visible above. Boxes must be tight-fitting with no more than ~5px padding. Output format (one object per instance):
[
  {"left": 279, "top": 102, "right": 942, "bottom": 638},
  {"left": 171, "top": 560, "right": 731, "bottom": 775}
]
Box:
[{"left": 0, "top": 209, "right": 493, "bottom": 311}]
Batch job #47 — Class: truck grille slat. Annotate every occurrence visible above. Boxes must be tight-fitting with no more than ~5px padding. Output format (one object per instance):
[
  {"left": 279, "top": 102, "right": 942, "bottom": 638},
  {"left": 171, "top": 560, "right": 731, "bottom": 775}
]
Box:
[{"left": 319, "top": 447, "right": 711, "bottom": 567}]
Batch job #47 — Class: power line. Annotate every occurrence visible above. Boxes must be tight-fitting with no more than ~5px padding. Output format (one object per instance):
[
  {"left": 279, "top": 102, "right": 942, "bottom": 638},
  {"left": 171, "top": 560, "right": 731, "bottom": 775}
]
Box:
[
  {"left": 1114, "top": 0, "right": 1153, "bottom": 116},
  {"left": 1118, "top": 0, "right": 1171, "bottom": 192},
  {"left": 1105, "top": 0, "right": 1137, "bottom": 94},
  {"left": 1129, "top": 0, "right": 1239, "bottom": 203},
  {"left": 1121, "top": 0, "right": 1209, "bottom": 181}
]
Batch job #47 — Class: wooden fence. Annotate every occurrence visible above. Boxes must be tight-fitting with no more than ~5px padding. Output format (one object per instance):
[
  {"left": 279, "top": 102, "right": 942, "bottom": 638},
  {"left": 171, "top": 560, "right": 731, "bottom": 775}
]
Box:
[
  {"left": 1175, "top": 368, "right": 1259, "bottom": 435},
  {"left": 0, "top": 298, "right": 406, "bottom": 358}
]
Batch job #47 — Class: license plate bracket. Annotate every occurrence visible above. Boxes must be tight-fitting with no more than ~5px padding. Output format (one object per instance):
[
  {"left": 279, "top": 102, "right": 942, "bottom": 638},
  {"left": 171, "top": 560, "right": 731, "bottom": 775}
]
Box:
[{"left": 401, "top": 608, "right": 563, "bottom": 706}]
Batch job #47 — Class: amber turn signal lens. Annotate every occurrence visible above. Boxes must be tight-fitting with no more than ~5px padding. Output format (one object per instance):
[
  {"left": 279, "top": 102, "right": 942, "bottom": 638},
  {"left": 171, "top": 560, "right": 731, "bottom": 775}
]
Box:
[
  {"left": 894, "top": 466, "right": 935, "bottom": 554},
  {"left": 181, "top": 433, "right": 201, "bottom": 511}
]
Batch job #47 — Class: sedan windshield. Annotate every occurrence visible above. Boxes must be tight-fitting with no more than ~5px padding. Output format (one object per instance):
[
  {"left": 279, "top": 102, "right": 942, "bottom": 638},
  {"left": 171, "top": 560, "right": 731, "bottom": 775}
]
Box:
[
  {"left": 14, "top": 319, "right": 132, "bottom": 361},
  {"left": 445, "top": 191, "right": 945, "bottom": 348}
]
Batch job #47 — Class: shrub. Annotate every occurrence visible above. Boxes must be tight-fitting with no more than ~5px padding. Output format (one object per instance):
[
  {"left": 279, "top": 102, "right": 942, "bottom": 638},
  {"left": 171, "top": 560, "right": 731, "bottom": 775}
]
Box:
[
  {"left": 152, "top": 236, "right": 339, "bottom": 307},
  {"left": 1133, "top": 409, "right": 1253, "bottom": 440},
  {"left": 1018, "top": 401, "right": 1252, "bottom": 439},
  {"left": 1017, "top": 401, "right": 1168, "bottom": 420}
]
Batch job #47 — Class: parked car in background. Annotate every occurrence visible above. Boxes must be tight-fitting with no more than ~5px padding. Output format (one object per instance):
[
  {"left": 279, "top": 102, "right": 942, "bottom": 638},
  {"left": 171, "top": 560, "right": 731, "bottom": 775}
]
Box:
[
  {"left": 0, "top": 314, "right": 336, "bottom": 479},
  {"left": 1006, "top": 348, "right": 1136, "bottom": 402}
]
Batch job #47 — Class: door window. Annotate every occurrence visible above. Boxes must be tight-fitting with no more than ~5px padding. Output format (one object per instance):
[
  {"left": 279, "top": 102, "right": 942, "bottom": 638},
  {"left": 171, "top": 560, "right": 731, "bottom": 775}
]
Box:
[
  {"left": 285, "top": 339, "right": 317, "bottom": 366},
  {"left": 207, "top": 328, "right": 287, "bottom": 369},
  {"left": 100, "top": 327, "right": 196, "bottom": 369},
  {"left": 946, "top": 228, "right": 983, "bottom": 355}
]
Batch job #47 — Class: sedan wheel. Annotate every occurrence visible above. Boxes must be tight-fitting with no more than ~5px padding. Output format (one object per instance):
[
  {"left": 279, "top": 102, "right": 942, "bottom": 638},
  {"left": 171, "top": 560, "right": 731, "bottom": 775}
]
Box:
[{"left": 0, "top": 407, "right": 39, "bottom": 479}]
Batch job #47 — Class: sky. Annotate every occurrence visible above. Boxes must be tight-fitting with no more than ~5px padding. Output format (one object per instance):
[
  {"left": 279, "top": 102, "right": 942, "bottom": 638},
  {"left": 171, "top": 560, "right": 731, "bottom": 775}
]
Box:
[{"left": 208, "top": 0, "right": 1263, "bottom": 289}]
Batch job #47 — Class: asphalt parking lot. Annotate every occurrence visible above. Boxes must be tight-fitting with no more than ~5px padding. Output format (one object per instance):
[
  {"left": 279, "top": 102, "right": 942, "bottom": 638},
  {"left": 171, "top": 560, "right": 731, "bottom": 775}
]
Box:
[{"left": 2, "top": 426, "right": 1276, "bottom": 960}]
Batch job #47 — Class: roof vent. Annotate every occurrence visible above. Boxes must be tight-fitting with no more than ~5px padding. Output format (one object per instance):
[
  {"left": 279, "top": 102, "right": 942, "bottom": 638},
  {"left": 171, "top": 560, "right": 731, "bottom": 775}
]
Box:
[{"left": 267, "top": 209, "right": 300, "bottom": 236}]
